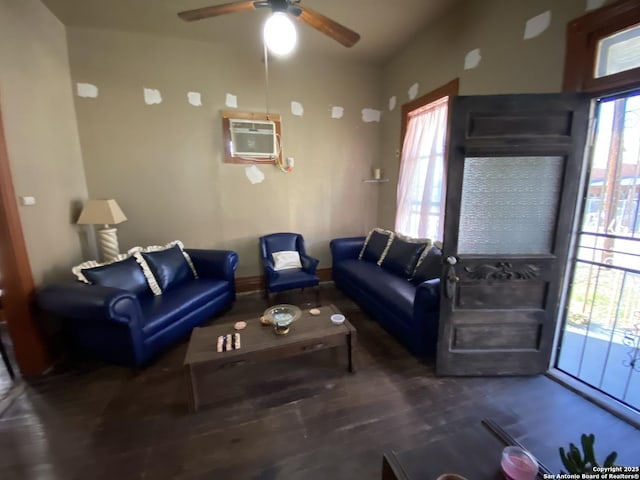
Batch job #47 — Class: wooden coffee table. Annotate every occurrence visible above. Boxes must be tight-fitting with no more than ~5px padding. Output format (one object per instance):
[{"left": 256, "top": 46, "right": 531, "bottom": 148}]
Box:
[{"left": 184, "top": 304, "right": 356, "bottom": 412}]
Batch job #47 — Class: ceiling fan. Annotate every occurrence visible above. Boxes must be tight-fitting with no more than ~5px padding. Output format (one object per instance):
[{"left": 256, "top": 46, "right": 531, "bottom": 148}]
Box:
[{"left": 178, "top": 0, "right": 361, "bottom": 48}]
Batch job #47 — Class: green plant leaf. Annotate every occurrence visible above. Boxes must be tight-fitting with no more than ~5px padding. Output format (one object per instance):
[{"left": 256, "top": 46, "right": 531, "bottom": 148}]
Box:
[
  {"left": 560, "top": 448, "right": 579, "bottom": 474},
  {"left": 582, "top": 433, "right": 597, "bottom": 466},
  {"left": 604, "top": 451, "right": 618, "bottom": 468},
  {"left": 569, "top": 444, "right": 585, "bottom": 469}
]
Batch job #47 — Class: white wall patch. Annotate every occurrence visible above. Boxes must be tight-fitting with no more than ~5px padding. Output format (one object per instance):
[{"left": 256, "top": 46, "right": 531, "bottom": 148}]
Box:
[
  {"left": 76, "top": 83, "right": 98, "bottom": 98},
  {"left": 524, "top": 11, "right": 551, "bottom": 40},
  {"left": 225, "top": 93, "right": 238, "bottom": 108},
  {"left": 408, "top": 83, "right": 419, "bottom": 100},
  {"left": 291, "top": 101, "right": 304, "bottom": 117},
  {"left": 389, "top": 96, "right": 397, "bottom": 111},
  {"left": 331, "top": 106, "right": 344, "bottom": 119},
  {"left": 143, "top": 88, "right": 162, "bottom": 105},
  {"left": 187, "top": 92, "right": 202, "bottom": 107},
  {"left": 585, "top": 0, "right": 606, "bottom": 10},
  {"left": 464, "top": 48, "right": 482, "bottom": 70},
  {"left": 361, "top": 108, "right": 382, "bottom": 123},
  {"left": 245, "top": 165, "right": 265, "bottom": 184}
]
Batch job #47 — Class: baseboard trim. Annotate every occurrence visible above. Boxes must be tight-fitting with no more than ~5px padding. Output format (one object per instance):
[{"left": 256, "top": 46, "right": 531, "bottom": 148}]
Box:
[{"left": 235, "top": 268, "right": 332, "bottom": 293}]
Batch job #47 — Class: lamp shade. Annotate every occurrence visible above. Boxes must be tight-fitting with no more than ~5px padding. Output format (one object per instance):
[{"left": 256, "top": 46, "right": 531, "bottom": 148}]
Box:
[{"left": 77, "top": 199, "right": 127, "bottom": 226}]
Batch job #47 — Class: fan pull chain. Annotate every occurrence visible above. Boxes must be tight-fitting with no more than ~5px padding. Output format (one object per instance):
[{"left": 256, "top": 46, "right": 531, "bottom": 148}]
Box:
[{"left": 263, "top": 41, "right": 270, "bottom": 119}]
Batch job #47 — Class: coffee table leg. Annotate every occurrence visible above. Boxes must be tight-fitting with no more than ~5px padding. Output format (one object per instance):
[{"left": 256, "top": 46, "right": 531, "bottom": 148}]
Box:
[
  {"left": 347, "top": 332, "right": 355, "bottom": 373},
  {"left": 185, "top": 364, "right": 198, "bottom": 413}
]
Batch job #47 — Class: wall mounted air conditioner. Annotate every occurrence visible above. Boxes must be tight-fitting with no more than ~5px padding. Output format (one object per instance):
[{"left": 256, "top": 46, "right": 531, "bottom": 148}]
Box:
[{"left": 229, "top": 119, "right": 277, "bottom": 158}]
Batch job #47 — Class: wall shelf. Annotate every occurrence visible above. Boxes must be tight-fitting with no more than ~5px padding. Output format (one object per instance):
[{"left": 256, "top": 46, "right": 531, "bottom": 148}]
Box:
[{"left": 363, "top": 179, "right": 389, "bottom": 183}]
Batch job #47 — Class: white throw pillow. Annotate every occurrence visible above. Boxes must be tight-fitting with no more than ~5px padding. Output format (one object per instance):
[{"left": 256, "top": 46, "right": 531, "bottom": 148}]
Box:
[{"left": 272, "top": 251, "right": 302, "bottom": 271}]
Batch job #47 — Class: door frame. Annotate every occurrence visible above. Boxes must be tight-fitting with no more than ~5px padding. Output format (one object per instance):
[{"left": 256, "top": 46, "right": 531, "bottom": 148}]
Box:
[
  {"left": 547, "top": 0, "right": 640, "bottom": 428},
  {"left": 0, "top": 95, "right": 52, "bottom": 376}
]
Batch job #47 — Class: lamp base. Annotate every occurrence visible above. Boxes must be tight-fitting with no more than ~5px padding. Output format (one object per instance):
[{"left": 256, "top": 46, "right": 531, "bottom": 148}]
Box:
[{"left": 97, "top": 227, "right": 121, "bottom": 263}]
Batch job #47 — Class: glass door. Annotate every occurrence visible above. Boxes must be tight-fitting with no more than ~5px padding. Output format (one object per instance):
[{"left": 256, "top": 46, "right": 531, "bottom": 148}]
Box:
[{"left": 556, "top": 91, "right": 640, "bottom": 412}]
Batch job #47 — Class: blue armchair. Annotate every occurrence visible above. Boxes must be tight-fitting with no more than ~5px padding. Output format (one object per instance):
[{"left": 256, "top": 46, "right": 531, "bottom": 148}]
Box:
[{"left": 259, "top": 233, "right": 320, "bottom": 305}]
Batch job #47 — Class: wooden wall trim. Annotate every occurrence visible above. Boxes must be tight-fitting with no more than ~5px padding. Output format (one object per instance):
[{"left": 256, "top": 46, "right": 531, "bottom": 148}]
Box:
[
  {"left": 236, "top": 268, "right": 332, "bottom": 293},
  {"left": 563, "top": 0, "right": 640, "bottom": 95},
  {"left": 0, "top": 97, "right": 52, "bottom": 375}
]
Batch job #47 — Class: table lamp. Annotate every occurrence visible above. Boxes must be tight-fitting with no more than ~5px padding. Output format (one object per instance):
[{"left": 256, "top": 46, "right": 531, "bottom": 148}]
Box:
[{"left": 77, "top": 199, "right": 127, "bottom": 262}]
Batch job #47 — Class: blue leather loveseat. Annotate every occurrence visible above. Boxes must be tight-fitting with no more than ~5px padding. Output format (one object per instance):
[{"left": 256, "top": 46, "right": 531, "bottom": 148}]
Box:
[
  {"left": 38, "top": 246, "right": 238, "bottom": 367},
  {"left": 331, "top": 233, "right": 441, "bottom": 356}
]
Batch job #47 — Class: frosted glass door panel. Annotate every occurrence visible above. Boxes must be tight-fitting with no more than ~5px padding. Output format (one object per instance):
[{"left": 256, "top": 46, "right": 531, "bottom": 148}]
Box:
[{"left": 458, "top": 156, "right": 563, "bottom": 254}]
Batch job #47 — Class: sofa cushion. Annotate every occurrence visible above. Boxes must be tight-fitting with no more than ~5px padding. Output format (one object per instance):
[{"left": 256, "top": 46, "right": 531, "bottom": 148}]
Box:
[
  {"left": 129, "top": 240, "right": 199, "bottom": 295},
  {"left": 140, "top": 278, "right": 231, "bottom": 337},
  {"left": 334, "top": 259, "right": 415, "bottom": 323},
  {"left": 411, "top": 246, "right": 442, "bottom": 284},
  {"left": 81, "top": 256, "right": 152, "bottom": 296},
  {"left": 381, "top": 237, "right": 428, "bottom": 278},
  {"left": 359, "top": 228, "right": 394, "bottom": 265},
  {"left": 72, "top": 253, "right": 131, "bottom": 284},
  {"left": 140, "top": 245, "right": 196, "bottom": 293}
]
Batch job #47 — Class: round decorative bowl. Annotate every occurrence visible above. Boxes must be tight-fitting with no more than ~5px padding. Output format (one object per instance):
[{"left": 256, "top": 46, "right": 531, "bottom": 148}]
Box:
[
  {"left": 501, "top": 446, "right": 538, "bottom": 480},
  {"left": 263, "top": 304, "right": 302, "bottom": 335},
  {"left": 330, "top": 313, "right": 345, "bottom": 325}
]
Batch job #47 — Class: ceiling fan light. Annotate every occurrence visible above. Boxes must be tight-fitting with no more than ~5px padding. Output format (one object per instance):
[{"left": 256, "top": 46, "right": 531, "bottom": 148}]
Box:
[{"left": 263, "top": 12, "right": 297, "bottom": 56}]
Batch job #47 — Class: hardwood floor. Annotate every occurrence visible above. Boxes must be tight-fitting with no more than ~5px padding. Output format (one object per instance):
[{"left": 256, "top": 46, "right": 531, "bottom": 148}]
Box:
[{"left": 0, "top": 285, "right": 638, "bottom": 479}]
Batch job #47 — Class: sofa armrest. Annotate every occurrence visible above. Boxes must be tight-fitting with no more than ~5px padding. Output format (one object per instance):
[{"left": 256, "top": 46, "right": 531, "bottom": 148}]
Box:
[
  {"left": 414, "top": 278, "right": 440, "bottom": 315},
  {"left": 330, "top": 237, "right": 366, "bottom": 265},
  {"left": 187, "top": 249, "right": 239, "bottom": 282},
  {"left": 37, "top": 282, "right": 143, "bottom": 326},
  {"left": 300, "top": 253, "right": 319, "bottom": 275}
]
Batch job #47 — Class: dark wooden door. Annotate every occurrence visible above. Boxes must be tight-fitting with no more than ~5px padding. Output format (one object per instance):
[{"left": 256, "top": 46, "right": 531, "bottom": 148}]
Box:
[{"left": 436, "top": 93, "right": 590, "bottom": 376}]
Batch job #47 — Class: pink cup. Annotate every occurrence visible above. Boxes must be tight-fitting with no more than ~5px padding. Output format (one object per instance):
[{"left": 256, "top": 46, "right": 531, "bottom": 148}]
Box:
[{"left": 501, "top": 446, "right": 538, "bottom": 480}]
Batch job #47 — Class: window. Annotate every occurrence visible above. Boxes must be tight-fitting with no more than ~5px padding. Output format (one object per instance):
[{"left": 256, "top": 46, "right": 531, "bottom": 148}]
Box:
[
  {"left": 563, "top": 0, "right": 640, "bottom": 95},
  {"left": 395, "top": 79, "right": 458, "bottom": 240}
]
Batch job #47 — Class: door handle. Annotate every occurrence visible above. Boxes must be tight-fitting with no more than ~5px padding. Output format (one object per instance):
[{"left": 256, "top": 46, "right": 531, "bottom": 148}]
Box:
[{"left": 445, "top": 258, "right": 459, "bottom": 299}]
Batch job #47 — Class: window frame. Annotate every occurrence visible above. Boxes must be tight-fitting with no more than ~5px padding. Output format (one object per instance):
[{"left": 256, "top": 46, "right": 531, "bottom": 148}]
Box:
[
  {"left": 221, "top": 110, "right": 282, "bottom": 165},
  {"left": 395, "top": 78, "right": 459, "bottom": 240},
  {"left": 563, "top": 0, "right": 640, "bottom": 95},
  {"left": 400, "top": 78, "right": 459, "bottom": 155}
]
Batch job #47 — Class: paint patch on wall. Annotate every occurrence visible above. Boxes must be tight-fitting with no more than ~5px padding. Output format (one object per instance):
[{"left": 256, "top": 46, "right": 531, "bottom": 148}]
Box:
[
  {"left": 464, "top": 49, "right": 482, "bottom": 70},
  {"left": 187, "top": 92, "right": 202, "bottom": 107},
  {"left": 389, "top": 96, "right": 397, "bottom": 111},
  {"left": 143, "top": 88, "right": 162, "bottom": 105},
  {"left": 225, "top": 93, "right": 238, "bottom": 108},
  {"left": 76, "top": 83, "right": 98, "bottom": 98},
  {"left": 408, "top": 83, "right": 419, "bottom": 100},
  {"left": 585, "top": 0, "right": 606, "bottom": 10},
  {"left": 291, "top": 101, "right": 304, "bottom": 117},
  {"left": 331, "top": 106, "right": 344, "bottom": 119},
  {"left": 524, "top": 11, "right": 551, "bottom": 40},
  {"left": 361, "top": 108, "right": 381, "bottom": 123},
  {"left": 245, "top": 165, "right": 265, "bottom": 184}
]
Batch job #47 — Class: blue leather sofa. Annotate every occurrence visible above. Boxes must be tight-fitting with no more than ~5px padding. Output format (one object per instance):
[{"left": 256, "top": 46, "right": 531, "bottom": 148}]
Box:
[
  {"left": 37, "top": 248, "right": 238, "bottom": 367},
  {"left": 330, "top": 236, "right": 440, "bottom": 356}
]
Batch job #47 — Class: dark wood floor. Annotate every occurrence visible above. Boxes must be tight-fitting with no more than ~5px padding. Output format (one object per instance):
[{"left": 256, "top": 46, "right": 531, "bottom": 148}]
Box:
[
  {"left": 0, "top": 285, "right": 638, "bottom": 479},
  {"left": 0, "top": 319, "right": 16, "bottom": 401}
]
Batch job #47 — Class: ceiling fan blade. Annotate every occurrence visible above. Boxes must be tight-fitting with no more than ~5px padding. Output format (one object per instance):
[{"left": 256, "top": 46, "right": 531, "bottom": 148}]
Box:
[
  {"left": 178, "top": 1, "right": 256, "bottom": 21},
  {"left": 296, "top": 5, "right": 360, "bottom": 48}
]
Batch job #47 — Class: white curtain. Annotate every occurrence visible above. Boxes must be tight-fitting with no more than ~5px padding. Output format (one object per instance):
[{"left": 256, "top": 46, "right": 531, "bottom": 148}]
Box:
[{"left": 395, "top": 96, "right": 449, "bottom": 241}]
